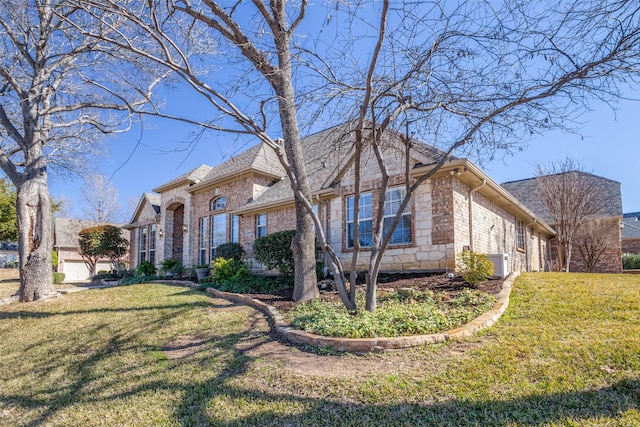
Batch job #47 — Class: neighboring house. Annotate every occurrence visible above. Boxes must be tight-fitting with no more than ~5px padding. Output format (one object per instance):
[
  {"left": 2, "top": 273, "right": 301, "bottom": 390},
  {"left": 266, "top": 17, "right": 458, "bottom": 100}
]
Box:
[
  {"left": 622, "top": 212, "right": 640, "bottom": 254},
  {"left": 126, "top": 122, "right": 555, "bottom": 275},
  {"left": 502, "top": 172, "right": 623, "bottom": 273},
  {"left": 0, "top": 241, "right": 18, "bottom": 267},
  {"left": 53, "top": 218, "right": 127, "bottom": 281}
]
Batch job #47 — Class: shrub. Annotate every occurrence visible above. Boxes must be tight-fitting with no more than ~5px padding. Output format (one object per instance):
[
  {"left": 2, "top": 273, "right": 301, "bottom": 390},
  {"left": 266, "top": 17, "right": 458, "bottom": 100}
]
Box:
[
  {"left": 120, "top": 275, "right": 162, "bottom": 286},
  {"left": 622, "top": 254, "right": 640, "bottom": 270},
  {"left": 51, "top": 250, "right": 58, "bottom": 270},
  {"left": 215, "top": 242, "right": 245, "bottom": 261},
  {"left": 53, "top": 272, "right": 65, "bottom": 284},
  {"left": 92, "top": 272, "right": 120, "bottom": 281},
  {"left": 161, "top": 258, "right": 183, "bottom": 275},
  {"left": 456, "top": 250, "right": 494, "bottom": 285},
  {"left": 253, "top": 230, "right": 295, "bottom": 277},
  {"left": 136, "top": 260, "right": 156, "bottom": 276},
  {"left": 211, "top": 257, "right": 243, "bottom": 282}
]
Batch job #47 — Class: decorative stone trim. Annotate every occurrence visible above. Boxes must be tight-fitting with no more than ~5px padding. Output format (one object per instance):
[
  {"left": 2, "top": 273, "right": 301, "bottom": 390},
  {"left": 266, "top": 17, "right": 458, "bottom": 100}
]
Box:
[{"left": 205, "top": 272, "right": 519, "bottom": 353}]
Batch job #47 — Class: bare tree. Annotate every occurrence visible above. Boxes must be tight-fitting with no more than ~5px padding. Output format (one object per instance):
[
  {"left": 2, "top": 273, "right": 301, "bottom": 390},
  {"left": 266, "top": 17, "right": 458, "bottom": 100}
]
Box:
[
  {"left": 76, "top": 1, "right": 640, "bottom": 311},
  {"left": 312, "top": 0, "right": 640, "bottom": 311},
  {"left": 0, "top": 1, "right": 161, "bottom": 301},
  {"left": 81, "top": 174, "right": 122, "bottom": 223},
  {"left": 576, "top": 219, "right": 612, "bottom": 272},
  {"left": 536, "top": 159, "right": 608, "bottom": 272},
  {"left": 76, "top": 0, "right": 322, "bottom": 302}
]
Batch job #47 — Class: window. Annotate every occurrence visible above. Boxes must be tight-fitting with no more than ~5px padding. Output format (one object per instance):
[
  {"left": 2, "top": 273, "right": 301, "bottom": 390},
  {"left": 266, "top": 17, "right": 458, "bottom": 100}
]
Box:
[
  {"left": 231, "top": 214, "right": 240, "bottom": 243},
  {"left": 198, "top": 217, "right": 208, "bottom": 265},
  {"left": 139, "top": 226, "right": 147, "bottom": 264},
  {"left": 149, "top": 224, "right": 156, "bottom": 265},
  {"left": 256, "top": 213, "right": 267, "bottom": 238},
  {"left": 210, "top": 196, "right": 226, "bottom": 211},
  {"left": 516, "top": 220, "right": 525, "bottom": 251},
  {"left": 346, "top": 192, "right": 373, "bottom": 247},
  {"left": 383, "top": 187, "right": 412, "bottom": 245},
  {"left": 210, "top": 213, "right": 227, "bottom": 260}
]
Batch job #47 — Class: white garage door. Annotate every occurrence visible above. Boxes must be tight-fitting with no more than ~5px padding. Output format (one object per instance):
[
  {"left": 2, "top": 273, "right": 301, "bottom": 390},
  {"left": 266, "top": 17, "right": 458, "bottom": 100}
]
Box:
[{"left": 61, "top": 261, "right": 112, "bottom": 282}]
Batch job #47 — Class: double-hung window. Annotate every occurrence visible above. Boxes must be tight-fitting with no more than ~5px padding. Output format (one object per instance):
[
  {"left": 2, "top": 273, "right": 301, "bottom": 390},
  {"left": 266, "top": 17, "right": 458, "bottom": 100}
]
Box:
[
  {"left": 383, "top": 187, "right": 412, "bottom": 245},
  {"left": 346, "top": 192, "right": 373, "bottom": 247},
  {"left": 256, "top": 214, "right": 267, "bottom": 238},
  {"left": 198, "top": 217, "right": 208, "bottom": 265},
  {"left": 149, "top": 224, "right": 156, "bottom": 264},
  {"left": 210, "top": 213, "right": 227, "bottom": 260},
  {"left": 139, "top": 226, "right": 147, "bottom": 264},
  {"left": 516, "top": 220, "right": 525, "bottom": 251}
]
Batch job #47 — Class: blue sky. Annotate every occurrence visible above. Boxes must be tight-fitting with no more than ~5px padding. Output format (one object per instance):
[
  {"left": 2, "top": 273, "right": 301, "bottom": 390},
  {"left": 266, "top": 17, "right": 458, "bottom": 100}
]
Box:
[{"left": 49, "top": 92, "right": 639, "bottom": 222}]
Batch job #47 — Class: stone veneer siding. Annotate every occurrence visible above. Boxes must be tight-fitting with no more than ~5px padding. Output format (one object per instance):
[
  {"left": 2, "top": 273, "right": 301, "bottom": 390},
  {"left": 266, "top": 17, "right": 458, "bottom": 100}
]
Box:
[{"left": 566, "top": 217, "right": 622, "bottom": 273}]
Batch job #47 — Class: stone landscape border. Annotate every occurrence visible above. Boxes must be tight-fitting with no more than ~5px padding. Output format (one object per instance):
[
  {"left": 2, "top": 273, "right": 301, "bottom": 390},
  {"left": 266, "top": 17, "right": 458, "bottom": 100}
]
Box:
[
  {"left": 204, "top": 272, "right": 519, "bottom": 353},
  {"left": 2, "top": 273, "right": 518, "bottom": 353}
]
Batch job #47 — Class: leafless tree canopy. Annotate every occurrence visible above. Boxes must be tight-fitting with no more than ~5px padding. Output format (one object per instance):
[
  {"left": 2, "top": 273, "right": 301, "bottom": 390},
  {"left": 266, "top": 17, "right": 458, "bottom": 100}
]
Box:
[
  {"left": 536, "top": 158, "right": 609, "bottom": 272},
  {"left": 0, "top": 1, "right": 164, "bottom": 301},
  {"left": 81, "top": 174, "right": 122, "bottom": 223}
]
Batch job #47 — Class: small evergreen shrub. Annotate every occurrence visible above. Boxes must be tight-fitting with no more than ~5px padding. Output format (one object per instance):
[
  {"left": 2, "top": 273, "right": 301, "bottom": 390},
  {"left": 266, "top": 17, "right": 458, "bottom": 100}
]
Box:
[
  {"left": 211, "top": 257, "right": 244, "bottom": 282},
  {"left": 253, "top": 230, "right": 295, "bottom": 277},
  {"left": 51, "top": 250, "right": 58, "bottom": 270},
  {"left": 456, "top": 250, "right": 494, "bottom": 285},
  {"left": 53, "top": 272, "right": 65, "bottom": 284},
  {"left": 215, "top": 242, "right": 245, "bottom": 261},
  {"left": 622, "top": 254, "right": 640, "bottom": 270},
  {"left": 136, "top": 260, "right": 157, "bottom": 276}
]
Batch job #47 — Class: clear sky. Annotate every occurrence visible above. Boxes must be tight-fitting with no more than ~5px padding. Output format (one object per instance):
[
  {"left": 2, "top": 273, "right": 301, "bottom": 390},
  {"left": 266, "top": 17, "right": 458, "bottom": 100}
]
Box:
[{"left": 49, "top": 92, "right": 639, "bottom": 222}]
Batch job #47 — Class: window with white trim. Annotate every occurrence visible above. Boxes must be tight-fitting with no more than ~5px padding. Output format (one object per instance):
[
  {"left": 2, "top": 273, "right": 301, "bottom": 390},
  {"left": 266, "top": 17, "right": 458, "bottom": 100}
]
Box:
[
  {"left": 256, "top": 213, "right": 267, "bottom": 238},
  {"left": 149, "top": 224, "right": 156, "bottom": 264},
  {"left": 210, "top": 213, "right": 227, "bottom": 260},
  {"left": 139, "top": 226, "right": 147, "bottom": 264},
  {"left": 346, "top": 192, "right": 373, "bottom": 247},
  {"left": 383, "top": 187, "right": 412, "bottom": 245},
  {"left": 198, "top": 217, "right": 208, "bottom": 265}
]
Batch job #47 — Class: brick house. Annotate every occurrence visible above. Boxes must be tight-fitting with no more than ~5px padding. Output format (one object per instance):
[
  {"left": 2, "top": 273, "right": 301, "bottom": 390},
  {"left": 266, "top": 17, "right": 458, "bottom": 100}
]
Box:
[
  {"left": 53, "top": 218, "right": 127, "bottom": 281},
  {"left": 622, "top": 212, "right": 640, "bottom": 255},
  {"left": 126, "top": 123, "right": 555, "bottom": 275},
  {"left": 502, "top": 172, "right": 623, "bottom": 273}
]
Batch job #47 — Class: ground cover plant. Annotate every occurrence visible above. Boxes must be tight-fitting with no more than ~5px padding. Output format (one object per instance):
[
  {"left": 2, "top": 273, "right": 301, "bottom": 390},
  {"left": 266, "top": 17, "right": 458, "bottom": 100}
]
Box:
[
  {"left": 1, "top": 273, "right": 640, "bottom": 426},
  {"left": 286, "top": 288, "right": 495, "bottom": 338}
]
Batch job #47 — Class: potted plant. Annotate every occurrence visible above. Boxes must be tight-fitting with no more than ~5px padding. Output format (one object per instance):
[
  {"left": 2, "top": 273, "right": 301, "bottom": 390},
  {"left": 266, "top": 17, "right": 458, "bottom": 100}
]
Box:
[
  {"left": 161, "top": 258, "right": 181, "bottom": 278},
  {"left": 195, "top": 264, "right": 210, "bottom": 280}
]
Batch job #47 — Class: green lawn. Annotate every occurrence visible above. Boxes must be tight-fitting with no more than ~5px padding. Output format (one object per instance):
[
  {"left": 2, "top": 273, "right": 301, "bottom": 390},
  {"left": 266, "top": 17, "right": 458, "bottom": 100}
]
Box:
[{"left": 1, "top": 273, "right": 640, "bottom": 426}]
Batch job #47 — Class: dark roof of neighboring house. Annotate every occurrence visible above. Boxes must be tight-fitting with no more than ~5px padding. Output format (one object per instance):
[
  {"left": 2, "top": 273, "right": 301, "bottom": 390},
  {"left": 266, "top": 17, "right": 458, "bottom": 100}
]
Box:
[
  {"left": 501, "top": 171, "right": 622, "bottom": 223},
  {"left": 622, "top": 212, "right": 640, "bottom": 239},
  {"left": 54, "top": 218, "right": 128, "bottom": 248},
  {"left": 235, "top": 122, "right": 447, "bottom": 211},
  {"left": 152, "top": 164, "right": 213, "bottom": 193}
]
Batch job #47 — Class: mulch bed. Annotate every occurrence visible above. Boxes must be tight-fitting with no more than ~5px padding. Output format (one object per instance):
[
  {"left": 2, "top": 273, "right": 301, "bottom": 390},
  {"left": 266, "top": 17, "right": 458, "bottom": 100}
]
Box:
[{"left": 247, "top": 272, "right": 506, "bottom": 314}]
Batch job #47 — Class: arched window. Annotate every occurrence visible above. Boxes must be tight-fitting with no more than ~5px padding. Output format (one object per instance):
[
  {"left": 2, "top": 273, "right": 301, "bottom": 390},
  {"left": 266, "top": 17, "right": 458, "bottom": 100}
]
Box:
[{"left": 210, "top": 196, "right": 226, "bottom": 211}]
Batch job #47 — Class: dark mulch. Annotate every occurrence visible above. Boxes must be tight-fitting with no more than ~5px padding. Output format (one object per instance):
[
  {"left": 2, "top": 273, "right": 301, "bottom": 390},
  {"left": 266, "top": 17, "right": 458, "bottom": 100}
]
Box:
[{"left": 247, "top": 272, "right": 506, "bottom": 314}]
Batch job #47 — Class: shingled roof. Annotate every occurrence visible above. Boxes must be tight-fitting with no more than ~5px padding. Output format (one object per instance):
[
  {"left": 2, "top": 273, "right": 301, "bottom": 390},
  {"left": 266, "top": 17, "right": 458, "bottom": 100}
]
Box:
[
  {"left": 501, "top": 171, "right": 622, "bottom": 223},
  {"left": 623, "top": 212, "right": 640, "bottom": 239},
  {"left": 234, "top": 122, "right": 447, "bottom": 212},
  {"left": 152, "top": 164, "right": 213, "bottom": 193}
]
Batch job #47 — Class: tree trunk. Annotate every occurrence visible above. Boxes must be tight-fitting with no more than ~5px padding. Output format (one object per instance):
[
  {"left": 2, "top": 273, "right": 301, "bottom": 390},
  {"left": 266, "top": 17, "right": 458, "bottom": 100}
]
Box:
[
  {"left": 272, "top": 13, "right": 318, "bottom": 302},
  {"left": 16, "top": 171, "right": 55, "bottom": 302}
]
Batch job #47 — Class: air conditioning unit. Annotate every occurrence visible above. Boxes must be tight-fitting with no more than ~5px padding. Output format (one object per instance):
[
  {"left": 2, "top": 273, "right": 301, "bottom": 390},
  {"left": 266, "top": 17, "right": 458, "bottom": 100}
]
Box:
[{"left": 487, "top": 253, "right": 509, "bottom": 278}]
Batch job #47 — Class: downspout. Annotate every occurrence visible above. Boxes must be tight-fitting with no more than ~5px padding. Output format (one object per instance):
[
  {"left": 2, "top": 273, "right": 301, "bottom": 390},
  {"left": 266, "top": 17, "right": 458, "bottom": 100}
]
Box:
[
  {"left": 468, "top": 179, "right": 486, "bottom": 251},
  {"left": 525, "top": 219, "right": 537, "bottom": 272}
]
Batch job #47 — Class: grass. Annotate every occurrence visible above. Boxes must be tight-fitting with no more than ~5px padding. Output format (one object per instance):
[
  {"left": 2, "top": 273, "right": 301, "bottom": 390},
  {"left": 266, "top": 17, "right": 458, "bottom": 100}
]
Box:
[
  {"left": 0, "top": 273, "right": 639, "bottom": 426},
  {"left": 286, "top": 288, "right": 496, "bottom": 338}
]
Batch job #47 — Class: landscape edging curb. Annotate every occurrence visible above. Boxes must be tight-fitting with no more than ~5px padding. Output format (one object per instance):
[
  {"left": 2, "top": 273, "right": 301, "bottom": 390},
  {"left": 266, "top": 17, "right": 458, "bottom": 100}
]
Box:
[{"left": 204, "top": 272, "right": 520, "bottom": 353}]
